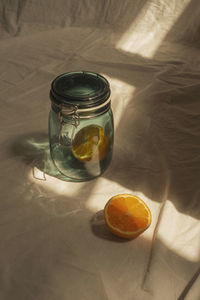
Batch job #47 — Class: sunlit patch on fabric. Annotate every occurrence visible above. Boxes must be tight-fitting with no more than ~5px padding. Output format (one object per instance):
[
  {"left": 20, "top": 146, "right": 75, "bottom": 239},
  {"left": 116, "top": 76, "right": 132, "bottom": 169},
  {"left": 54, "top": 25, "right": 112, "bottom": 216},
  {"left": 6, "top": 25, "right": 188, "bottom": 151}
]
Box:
[{"left": 116, "top": 0, "right": 190, "bottom": 58}]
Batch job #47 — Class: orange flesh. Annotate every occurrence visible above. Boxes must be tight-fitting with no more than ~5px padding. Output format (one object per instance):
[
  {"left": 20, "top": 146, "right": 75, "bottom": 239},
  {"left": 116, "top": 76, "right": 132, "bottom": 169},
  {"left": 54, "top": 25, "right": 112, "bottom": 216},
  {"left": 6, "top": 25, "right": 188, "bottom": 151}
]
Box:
[
  {"left": 104, "top": 195, "right": 151, "bottom": 237},
  {"left": 72, "top": 125, "right": 109, "bottom": 162}
]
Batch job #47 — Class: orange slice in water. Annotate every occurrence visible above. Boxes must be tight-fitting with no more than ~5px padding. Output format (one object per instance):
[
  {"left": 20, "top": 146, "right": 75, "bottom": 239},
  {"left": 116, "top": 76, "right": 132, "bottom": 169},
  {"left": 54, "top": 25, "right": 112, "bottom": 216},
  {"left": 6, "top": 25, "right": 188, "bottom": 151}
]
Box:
[
  {"left": 72, "top": 125, "right": 109, "bottom": 162},
  {"left": 104, "top": 194, "right": 152, "bottom": 239}
]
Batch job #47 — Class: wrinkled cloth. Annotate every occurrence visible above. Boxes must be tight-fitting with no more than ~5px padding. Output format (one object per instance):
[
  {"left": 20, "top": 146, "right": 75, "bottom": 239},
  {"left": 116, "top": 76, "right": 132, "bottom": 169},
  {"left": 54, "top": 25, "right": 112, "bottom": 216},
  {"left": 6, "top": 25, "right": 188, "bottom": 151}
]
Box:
[{"left": 0, "top": 1, "right": 200, "bottom": 299}]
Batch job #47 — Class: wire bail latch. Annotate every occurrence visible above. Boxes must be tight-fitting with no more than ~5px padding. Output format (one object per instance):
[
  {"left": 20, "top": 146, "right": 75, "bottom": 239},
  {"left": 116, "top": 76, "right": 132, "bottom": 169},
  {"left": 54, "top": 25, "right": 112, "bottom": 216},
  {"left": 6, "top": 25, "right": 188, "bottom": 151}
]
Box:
[{"left": 58, "top": 104, "right": 80, "bottom": 147}]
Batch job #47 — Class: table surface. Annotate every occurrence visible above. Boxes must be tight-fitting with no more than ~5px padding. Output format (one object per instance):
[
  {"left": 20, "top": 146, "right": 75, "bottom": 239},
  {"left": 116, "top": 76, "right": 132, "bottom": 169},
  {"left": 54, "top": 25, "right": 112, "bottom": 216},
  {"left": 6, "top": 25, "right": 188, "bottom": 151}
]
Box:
[{"left": 0, "top": 1, "right": 200, "bottom": 299}]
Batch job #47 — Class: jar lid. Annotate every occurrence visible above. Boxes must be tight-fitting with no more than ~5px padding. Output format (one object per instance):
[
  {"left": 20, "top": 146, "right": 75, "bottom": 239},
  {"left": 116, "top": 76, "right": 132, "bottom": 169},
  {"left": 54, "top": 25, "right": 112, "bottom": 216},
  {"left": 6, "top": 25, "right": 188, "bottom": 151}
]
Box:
[{"left": 50, "top": 71, "right": 111, "bottom": 109}]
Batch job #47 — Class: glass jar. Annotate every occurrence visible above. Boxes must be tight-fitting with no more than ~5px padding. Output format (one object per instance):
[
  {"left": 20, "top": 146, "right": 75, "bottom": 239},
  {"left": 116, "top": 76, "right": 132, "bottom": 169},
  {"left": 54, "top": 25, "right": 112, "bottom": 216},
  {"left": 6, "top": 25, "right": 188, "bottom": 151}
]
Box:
[{"left": 49, "top": 71, "right": 114, "bottom": 181}]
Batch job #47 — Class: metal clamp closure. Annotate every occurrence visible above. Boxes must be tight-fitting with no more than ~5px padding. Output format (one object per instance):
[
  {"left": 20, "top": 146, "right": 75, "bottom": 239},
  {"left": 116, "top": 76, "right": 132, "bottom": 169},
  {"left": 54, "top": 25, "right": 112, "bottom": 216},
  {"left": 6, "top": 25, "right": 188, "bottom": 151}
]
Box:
[{"left": 58, "top": 104, "right": 80, "bottom": 147}]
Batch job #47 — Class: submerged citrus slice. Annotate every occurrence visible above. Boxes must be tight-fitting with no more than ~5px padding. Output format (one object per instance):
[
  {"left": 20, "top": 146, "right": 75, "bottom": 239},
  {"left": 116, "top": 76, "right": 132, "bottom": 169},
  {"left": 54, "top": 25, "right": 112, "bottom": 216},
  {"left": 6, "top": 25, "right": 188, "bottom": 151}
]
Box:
[
  {"left": 72, "top": 125, "right": 109, "bottom": 162},
  {"left": 104, "top": 194, "right": 152, "bottom": 239}
]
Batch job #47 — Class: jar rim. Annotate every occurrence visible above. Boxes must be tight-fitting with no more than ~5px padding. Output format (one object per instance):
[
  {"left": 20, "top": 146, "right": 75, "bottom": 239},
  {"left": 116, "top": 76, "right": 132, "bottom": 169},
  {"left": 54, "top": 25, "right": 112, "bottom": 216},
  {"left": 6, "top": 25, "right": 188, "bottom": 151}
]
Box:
[{"left": 50, "top": 71, "right": 111, "bottom": 109}]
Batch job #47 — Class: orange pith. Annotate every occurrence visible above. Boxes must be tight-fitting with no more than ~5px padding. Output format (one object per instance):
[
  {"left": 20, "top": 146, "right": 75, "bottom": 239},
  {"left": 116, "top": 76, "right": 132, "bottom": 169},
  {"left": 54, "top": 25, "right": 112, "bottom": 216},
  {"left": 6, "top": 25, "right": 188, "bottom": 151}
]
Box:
[
  {"left": 72, "top": 125, "right": 109, "bottom": 162},
  {"left": 104, "top": 194, "right": 152, "bottom": 239}
]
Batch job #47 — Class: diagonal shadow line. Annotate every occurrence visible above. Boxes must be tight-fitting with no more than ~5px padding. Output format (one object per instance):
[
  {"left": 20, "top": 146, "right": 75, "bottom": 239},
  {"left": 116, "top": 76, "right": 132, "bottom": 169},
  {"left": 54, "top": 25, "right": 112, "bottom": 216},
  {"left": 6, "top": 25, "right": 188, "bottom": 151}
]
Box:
[
  {"left": 177, "top": 267, "right": 200, "bottom": 300},
  {"left": 141, "top": 173, "right": 170, "bottom": 289}
]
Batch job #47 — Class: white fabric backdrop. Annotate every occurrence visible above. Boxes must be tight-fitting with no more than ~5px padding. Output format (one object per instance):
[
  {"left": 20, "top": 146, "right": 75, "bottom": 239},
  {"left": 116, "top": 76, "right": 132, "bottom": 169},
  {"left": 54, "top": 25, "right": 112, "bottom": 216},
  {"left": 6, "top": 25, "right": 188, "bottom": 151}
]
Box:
[{"left": 0, "top": 1, "right": 200, "bottom": 299}]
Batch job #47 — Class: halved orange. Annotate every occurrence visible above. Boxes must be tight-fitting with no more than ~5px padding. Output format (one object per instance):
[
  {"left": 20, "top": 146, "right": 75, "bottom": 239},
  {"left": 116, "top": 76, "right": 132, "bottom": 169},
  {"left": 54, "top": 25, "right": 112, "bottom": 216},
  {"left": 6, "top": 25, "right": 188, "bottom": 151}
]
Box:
[
  {"left": 72, "top": 125, "right": 109, "bottom": 162},
  {"left": 104, "top": 194, "right": 152, "bottom": 239}
]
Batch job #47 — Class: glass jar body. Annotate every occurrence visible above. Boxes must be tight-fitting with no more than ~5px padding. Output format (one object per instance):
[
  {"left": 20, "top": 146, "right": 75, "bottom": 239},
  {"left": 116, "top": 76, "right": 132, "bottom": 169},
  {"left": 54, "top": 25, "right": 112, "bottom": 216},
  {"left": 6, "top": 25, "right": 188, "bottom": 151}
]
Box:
[{"left": 49, "top": 107, "right": 114, "bottom": 181}]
